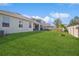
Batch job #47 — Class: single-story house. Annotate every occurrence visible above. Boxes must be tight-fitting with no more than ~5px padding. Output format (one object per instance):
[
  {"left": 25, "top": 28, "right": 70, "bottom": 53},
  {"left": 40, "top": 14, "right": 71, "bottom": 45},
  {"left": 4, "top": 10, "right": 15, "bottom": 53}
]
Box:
[
  {"left": 67, "top": 25, "right": 79, "bottom": 37},
  {"left": 0, "top": 10, "right": 34, "bottom": 34},
  {"left": 0, "top": 10, "right": 53, "bottom": 35}
]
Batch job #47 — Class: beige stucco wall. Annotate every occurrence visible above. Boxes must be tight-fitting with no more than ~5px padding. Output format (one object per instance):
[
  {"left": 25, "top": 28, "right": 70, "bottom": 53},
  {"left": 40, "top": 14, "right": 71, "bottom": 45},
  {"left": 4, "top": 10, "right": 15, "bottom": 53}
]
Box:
[
  {"left": 0, "top": 14, "right": 33, "bottom": 34},
  {"left": 67, "top": 25, "right": 79, "bottom": 37}
]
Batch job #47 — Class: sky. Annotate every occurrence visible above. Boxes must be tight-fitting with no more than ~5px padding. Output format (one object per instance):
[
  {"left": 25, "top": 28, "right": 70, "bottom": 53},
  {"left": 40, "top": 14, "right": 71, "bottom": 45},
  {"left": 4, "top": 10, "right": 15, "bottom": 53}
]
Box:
[{"left": 0, "top": 3, "right": 79, "bottom": 25}]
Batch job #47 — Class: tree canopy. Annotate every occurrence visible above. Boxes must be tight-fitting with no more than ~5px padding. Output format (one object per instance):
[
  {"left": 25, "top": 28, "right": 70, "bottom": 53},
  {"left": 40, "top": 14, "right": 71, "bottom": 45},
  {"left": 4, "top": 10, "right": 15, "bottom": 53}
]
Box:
[
  {"left": 68, "top": 16, "right": 79, "bottom": 26},
  {"left": 53, "top": 18, "right": 62, "bottom": 28}
]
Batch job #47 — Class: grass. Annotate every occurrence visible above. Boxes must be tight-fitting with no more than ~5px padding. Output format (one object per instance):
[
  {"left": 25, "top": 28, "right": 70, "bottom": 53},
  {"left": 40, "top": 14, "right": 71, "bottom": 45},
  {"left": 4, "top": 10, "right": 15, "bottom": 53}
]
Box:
[{"left": 0, "top": 31, "right": 79, "bottom": 56}]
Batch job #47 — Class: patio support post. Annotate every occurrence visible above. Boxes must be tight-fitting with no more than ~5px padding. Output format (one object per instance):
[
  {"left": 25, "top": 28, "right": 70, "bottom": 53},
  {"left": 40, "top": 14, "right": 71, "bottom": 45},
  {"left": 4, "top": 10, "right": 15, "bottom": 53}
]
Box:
[{"left": 38, "top": 24, "right": 40, "bottom": 31}]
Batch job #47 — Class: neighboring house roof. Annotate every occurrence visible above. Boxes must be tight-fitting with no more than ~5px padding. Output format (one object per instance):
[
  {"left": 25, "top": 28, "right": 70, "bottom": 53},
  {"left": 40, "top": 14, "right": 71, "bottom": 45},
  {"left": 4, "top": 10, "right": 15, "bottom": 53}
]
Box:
[
  {"left": 31, "top": 18, "right": 53, "bottom": 27},
  {"left": 0, "top": 10, "right": 32, "bottom": 22}
]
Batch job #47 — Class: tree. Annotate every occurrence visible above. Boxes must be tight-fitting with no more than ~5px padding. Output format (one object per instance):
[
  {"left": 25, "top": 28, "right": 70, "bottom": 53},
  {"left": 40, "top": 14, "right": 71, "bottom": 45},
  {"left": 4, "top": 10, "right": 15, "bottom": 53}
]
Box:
[
  {"left": 68, "top": 19, "right": 74, "bottom": 26},
  {"left": 60, "top": 24, "right": 68, "bottom": 32},
  {"left": 53, "top": 18, "right": 68, "bottom": 32},
  {"left": 74, "top": 16, "right": 79, "bottom": 24},
  {"left": 54, "top": 18, "right": 62, "bottom": 28},
  {"left": 68, "top": 16, "right": 79, "bottom": 26}
]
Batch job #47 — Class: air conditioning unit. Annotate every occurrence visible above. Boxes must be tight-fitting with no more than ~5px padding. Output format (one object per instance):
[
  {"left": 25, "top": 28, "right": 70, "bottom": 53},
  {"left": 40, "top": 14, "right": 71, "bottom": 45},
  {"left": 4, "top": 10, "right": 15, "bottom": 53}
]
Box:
[{"left": 0, "top": 30, "right": 4, "bottom": 36}]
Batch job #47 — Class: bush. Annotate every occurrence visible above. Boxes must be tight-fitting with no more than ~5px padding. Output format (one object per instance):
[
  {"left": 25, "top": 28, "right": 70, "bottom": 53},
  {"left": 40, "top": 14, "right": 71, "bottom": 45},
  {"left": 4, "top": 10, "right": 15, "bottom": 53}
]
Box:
[
  {"left": 61, "top": 33, "right": 66, "bottom": 37},
  {"left": 64, "top": 28, "right": 68, "bottom": 32}
]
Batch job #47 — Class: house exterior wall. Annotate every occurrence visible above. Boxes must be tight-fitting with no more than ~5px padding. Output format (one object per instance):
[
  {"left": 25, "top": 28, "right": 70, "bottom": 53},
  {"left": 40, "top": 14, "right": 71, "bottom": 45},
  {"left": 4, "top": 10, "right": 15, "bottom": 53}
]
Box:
[
  {"left": 0, "top": 10, "right": 54, "bottom": 34},
  {"left": 67, "top": 25, "right": 79, "bottom": 37},
  {"left": 0, "top": 14, "right": 33, "bottom": 34}
]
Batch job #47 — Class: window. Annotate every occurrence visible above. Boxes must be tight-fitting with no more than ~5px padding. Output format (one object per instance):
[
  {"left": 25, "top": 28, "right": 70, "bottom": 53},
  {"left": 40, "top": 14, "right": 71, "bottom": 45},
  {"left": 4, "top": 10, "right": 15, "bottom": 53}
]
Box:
[
  {"left": 2, "top": 15, "right": 10, "bottom": 27},
  {"left": 19, "top": 21, "right": 23, "bottom": 28},
  {"left": 29, "top": 23, "right": 32, "bottom": 28},
  {"left": 2, "top": 23, "right": 9, "bottom": 27},
  {"left": 19, "top": 24, "right": 23, "bottom": 28}
]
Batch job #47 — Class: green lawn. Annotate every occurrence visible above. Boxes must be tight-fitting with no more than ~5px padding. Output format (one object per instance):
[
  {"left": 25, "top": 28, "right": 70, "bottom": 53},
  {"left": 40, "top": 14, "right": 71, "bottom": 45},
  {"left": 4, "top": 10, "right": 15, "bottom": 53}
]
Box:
[{"left": 0, "top": 31, "right": 79, "bottom": 56}]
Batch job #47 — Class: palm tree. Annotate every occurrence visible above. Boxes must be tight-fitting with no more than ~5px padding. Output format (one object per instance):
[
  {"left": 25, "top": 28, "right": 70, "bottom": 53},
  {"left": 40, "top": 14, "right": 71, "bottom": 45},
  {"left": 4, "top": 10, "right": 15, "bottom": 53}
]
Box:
[{"left": 54, "top": 18, "right": 62, "bottom": 28}]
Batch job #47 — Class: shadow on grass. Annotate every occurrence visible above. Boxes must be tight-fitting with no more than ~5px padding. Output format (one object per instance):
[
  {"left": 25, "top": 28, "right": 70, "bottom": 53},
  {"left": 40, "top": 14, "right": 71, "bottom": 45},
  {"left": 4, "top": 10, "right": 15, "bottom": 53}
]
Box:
[{"left": 0, "top": 31, "right": 43, "bottom": 45}]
